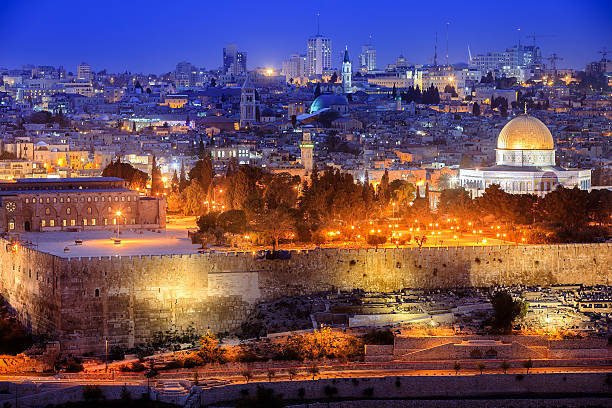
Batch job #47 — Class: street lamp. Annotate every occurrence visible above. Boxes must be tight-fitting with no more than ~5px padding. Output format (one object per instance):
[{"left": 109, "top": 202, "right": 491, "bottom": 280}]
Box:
[
  {"left": 391, "top": 202, "right": 396, "bottom": 218},
  {"left": 105, "top": 339, "right": 108, "bottom": 373},
  {"left": 116, "top": 211, "right": 121, "bottom": 237}
]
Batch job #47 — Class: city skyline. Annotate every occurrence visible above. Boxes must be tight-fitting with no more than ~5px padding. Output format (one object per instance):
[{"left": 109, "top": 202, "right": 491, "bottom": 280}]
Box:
[{"left": 0, "top": 0, "right": 610, "bottom": 73}]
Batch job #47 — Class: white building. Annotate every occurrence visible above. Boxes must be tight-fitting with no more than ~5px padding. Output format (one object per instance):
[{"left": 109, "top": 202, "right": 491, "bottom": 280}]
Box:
[
  {"left": 281, "top": 54, "right": 306, "bottom": 82},
  {"left": 307, "top": 35, "right": 332, "bottom": 76},
  {"left": 77, "top": 62, "right": 92, "bottom": 82},
  {"left": 459, "top": 115, "right": 591, "bottom": 197},
  {"left": 341, "top": 47, "right": 352, "bottom": 94},
  {"left": 359, "top": 40, "right": 376, "bottom": 73}
]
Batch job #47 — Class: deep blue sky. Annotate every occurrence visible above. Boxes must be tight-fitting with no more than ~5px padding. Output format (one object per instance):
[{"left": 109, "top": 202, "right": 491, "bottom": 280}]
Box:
[{"left": 0, "top": 0, "right": 610, "bottom": 73}]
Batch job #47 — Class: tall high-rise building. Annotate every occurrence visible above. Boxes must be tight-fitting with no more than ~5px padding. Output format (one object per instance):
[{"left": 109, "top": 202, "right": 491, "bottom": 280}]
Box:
[
  {"left": 174, "top": 61, "right": 194, "bottom": 87},
  {"left": 77, "top": 62, "right": 92, "bottom": 82},
  {"left": 470, "top": 44, "right": 542, "bottom": 80},
  {"left": 223, "top": 44, "right": 247, "bottom": 75},
  {"left": 342, "top": 46, "right": 352, "bottom": 94},
  {"left": 281, "top": 54, "right": 306, "bottom": 81},
  {"left": 307, "top": 27, "right": 332, "bottom": 76},
  {"left": 358, "top": 35, "right": 376, "bottom": 73}
]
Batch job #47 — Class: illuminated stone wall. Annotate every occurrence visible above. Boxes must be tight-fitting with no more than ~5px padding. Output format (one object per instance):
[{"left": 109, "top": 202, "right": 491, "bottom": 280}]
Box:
[{"left": 0, "top": 241, "right": 610, "bottom": 354}]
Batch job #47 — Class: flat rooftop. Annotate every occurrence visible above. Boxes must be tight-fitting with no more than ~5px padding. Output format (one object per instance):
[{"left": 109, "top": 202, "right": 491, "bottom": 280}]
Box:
[{"left": 20, "top": 219, "right": 201, "bottom": 258}]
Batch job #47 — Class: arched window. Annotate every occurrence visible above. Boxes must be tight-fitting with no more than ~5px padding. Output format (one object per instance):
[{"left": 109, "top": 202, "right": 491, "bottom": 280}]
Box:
[
  {"left": 66, "top": 208, "right": 71, "bottom": 215},
  {"left": 95, "top": 289, "right": 99, "bottom": 297}
]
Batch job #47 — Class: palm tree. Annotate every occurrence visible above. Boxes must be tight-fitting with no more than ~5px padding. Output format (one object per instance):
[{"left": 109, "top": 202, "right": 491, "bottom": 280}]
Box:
[
  {"left": 308, "top": 364, "right": 319, "bottom": 380},
  {"left": 477, "top": 362, "right": 485, "bottom": 375},
  {"left": 241, "top": 369, "right": 252, "bottom": 383},
  {"left": 523, "top": 359, "right": 533, "bottom": 374}
]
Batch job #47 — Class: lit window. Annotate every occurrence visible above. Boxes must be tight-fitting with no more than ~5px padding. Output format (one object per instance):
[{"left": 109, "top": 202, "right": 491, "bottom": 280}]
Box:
[
  {"left": 66, "top": 208, "right": 71, "bottom": 215},
  {"left": 45, "top": 208, "right": 51, "bottom": 215},
  {"left": 70, "top": 219, "right": 75, "bottom": 226},
  {"left": 92, "top": 218, "right": 96, "bottom": 226},
  {"left": 41, "top": 220, "right": 46, "bottom": 227},
  {"left": 50, "top": 219, "right": 55, "bottom": 227},
  {"left": 83, "top": 219, "right": 87, "bottom": 226},
  {"left": 62, "top": 219, "right": 67, "bottom": 227}
]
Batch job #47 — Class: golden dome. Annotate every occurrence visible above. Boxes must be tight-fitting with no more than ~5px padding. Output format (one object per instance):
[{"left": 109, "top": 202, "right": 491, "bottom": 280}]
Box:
[{"left": 497, "top": 115, "right": 554, "bottom": 150}]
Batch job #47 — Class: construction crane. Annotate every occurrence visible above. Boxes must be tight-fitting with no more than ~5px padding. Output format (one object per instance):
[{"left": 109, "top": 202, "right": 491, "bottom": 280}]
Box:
[
  {"left": 525, "top": 33, "right": 556, "bottom": 48},
  {"left": 599, "top": 47, "right": 609, "bottom": 61},
  {"left": 545, "top": 53, "right": 564, "bottom": 79}
]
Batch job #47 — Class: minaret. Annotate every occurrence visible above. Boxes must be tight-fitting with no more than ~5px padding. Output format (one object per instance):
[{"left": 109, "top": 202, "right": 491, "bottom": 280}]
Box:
[
  {"left": 299, "top": 131, "right": 314, "bottom": 172},
  {"left": 342, "top": 46, "right": 352, "bottom": 94},
  {"left": 240, "top": 76, "right": 257, "bottom": 128}
]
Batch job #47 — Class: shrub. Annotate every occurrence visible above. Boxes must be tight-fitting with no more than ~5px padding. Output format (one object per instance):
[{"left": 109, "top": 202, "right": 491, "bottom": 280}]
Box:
[
  {"left": 363, "top": 387, "right": 374, "bottom": 397},
  {"left": 363, "top": 328, "right": 394, "bottom": 345},
  {"left": 82, "top": 385, "right": 104, "bottom": 400}
]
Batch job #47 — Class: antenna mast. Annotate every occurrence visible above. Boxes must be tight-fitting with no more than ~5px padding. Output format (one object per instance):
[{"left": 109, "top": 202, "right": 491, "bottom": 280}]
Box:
[
  {"left": 445, "top": 22, "right": 450, "bottom": 65},
  {"left": 316, "top": 12, "right": 320, "bottom": 35},
  {"left": 434, "top": 32, "right": 438, "bottom": 66}
]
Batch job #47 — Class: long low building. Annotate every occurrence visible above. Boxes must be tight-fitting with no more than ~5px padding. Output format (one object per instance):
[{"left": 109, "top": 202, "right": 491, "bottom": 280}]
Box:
[{"left": 0, "top": 177, "right": 165, "bottom": 233}]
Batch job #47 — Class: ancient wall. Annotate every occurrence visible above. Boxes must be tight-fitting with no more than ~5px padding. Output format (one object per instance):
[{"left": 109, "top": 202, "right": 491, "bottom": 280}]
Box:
[{"left": 0, "top": 241, "right": 610, "bottom": 354}]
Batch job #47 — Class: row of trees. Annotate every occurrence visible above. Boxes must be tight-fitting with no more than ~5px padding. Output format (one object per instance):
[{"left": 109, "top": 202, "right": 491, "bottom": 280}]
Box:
[
  {"left": 399, "top": 84, "right": 441, "bottom": 105},
  {"left": 437, "top": 185, "right": 611, "bottom": 243}
]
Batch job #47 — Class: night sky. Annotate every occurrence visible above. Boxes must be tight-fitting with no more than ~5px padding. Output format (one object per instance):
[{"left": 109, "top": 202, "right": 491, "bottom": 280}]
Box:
[{"left": 0, "top": 0, "right": 610, "bottom": 73}]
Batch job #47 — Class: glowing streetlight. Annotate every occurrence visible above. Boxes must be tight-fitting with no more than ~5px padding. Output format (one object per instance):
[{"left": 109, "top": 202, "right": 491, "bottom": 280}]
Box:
[{"left": 116, "top": 211, "right": 121, "bottom": 237}]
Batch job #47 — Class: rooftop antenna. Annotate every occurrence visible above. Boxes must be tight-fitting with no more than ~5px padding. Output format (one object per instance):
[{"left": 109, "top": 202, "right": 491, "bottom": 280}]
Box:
[
  {"left": 517, "top": 27, "right": 521, "bottom": 47},
  {"left": 369, "top": 33, "right": 373, "bottom": 46},
  {"left": 445, "top": 22, "right": 450, "bottom": 65},
  {"left": 316, "top": 12, "right": 320, "bottom": 35},
  {"left": 433, "top": 32, "right": 438, "bottom": 66}
]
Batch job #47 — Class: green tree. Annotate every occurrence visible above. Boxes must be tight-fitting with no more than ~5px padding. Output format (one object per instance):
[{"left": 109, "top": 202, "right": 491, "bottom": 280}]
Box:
[
  {"left": 183, "top": 180, "right": 206, "bottom": 216},
  {"left": 102, "top": 159, "right": 148, "bottom": 190},
  {"left": 490, "top": 291, "right": 527, "bottom": 334},
  {"left": 472, "top": 102, "right": 481, "bottom": 116},
  {"left": 150, "top": 155, "right": 164, "bottom": 196},
  {"left": 217, "top": 210, "right": 247, "bottom": 234},
  {"left": 198, "top": 331, "right": 224, "bottom": 363},
  {"left": 256, "top": 207, "right": 296, "bottom": 250}
]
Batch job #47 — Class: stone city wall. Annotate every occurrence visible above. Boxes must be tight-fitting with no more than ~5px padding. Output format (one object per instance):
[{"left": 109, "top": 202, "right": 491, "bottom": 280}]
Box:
[{"left": 0, "top": 241, "right": 610, "bottom": 354}]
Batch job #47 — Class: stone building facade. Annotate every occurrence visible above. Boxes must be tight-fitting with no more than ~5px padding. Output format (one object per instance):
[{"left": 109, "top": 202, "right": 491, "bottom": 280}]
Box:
[
  {"left": 0, "top": 242, "right": 610, "bottom": 354},
  {"left": 0, "top": 177, "right": 165, "bottom": 233}
]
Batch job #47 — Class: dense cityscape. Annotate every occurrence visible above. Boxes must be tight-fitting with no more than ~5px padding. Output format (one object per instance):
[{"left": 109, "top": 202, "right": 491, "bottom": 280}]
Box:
[{"left": 0, "top": 1, "right": 611, "bottom": 407}]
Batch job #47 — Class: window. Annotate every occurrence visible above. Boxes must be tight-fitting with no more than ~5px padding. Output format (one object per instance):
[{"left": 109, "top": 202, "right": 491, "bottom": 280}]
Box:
[
  {"left": 60, "top": 198, "right": 64, "bottom": 203},
  {"left": 104, "top": 218, "right": 108, "bottom": 225},
  {"left": 32, "top": 198, "right": 36, "bottom": 204},
  {"left": 91, "top": 218, "right": 96, "bottom": 226},
  {"left": 25, "top": 198, "right": 29, "bottom": 204},
  {"left": 87, "top": 207, "right": 92, "bottom": 215},
  {"left": 102, "top": 197, "right": 105, "bottom": 202},
  {"left": 83, "top": 219, "right": 87, "bottom": 226},
  {"left": 45, "top": 208, "right": 51, "bottom": 215},
  {"left": 50, "top": 219, "right": 55, "bottom": 227},
  {"left": 53, "top": 198, "right": 57, "bottom": 203},
  {"left": 62, "top": 219, "right": 66, "bottom": 227},
  {"left": 70, "top": 219, "right": 76, "bottom": 226},
  {"left": 41, "top": 220, "right": 46, "bottom": 227},
  {"left": 66, "top": 208, "right": 71, "bottom": 215},
  {"left": 95, "top": 289, "right": 99, "bottom": 297},
  {"left": 114, "top": 196, "right": 119, "bottom": 202},
  {"left": 121, "top": 196, "right": 125, "bottom": 202},
  {"left": 113, "top": 218, "right": 117, "bottom": 225},
  {"left": 46, "top": 198, "right": 50, "bottom": 203},
  {"left": 9, "top": 219, "right": 15, "bottom": 230}
]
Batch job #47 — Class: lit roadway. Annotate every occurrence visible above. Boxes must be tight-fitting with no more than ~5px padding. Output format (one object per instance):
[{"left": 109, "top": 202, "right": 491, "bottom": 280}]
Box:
[{"left": 2, "top": 358, "right": 611, "bottom": 387}]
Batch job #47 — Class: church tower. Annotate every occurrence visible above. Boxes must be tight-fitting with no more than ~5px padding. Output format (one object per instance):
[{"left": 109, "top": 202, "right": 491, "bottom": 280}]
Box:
[
  {"left": 342, "top": 46, "right": 352, "bottom": 94},
  {"left": 299, "top": 131, "right": 314, "bottom": 173},
  {"left": 240, "top": 77, "right": 257, "bottom": 128}
]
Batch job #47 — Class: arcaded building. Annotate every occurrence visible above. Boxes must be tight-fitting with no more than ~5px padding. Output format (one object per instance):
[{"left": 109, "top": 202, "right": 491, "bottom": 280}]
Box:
[
  {"left": 459, "top": 114, "right": 591, "bottom": 197},
  {"left": 0, "top": 177, "right": 165, "bottom": 233}
]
